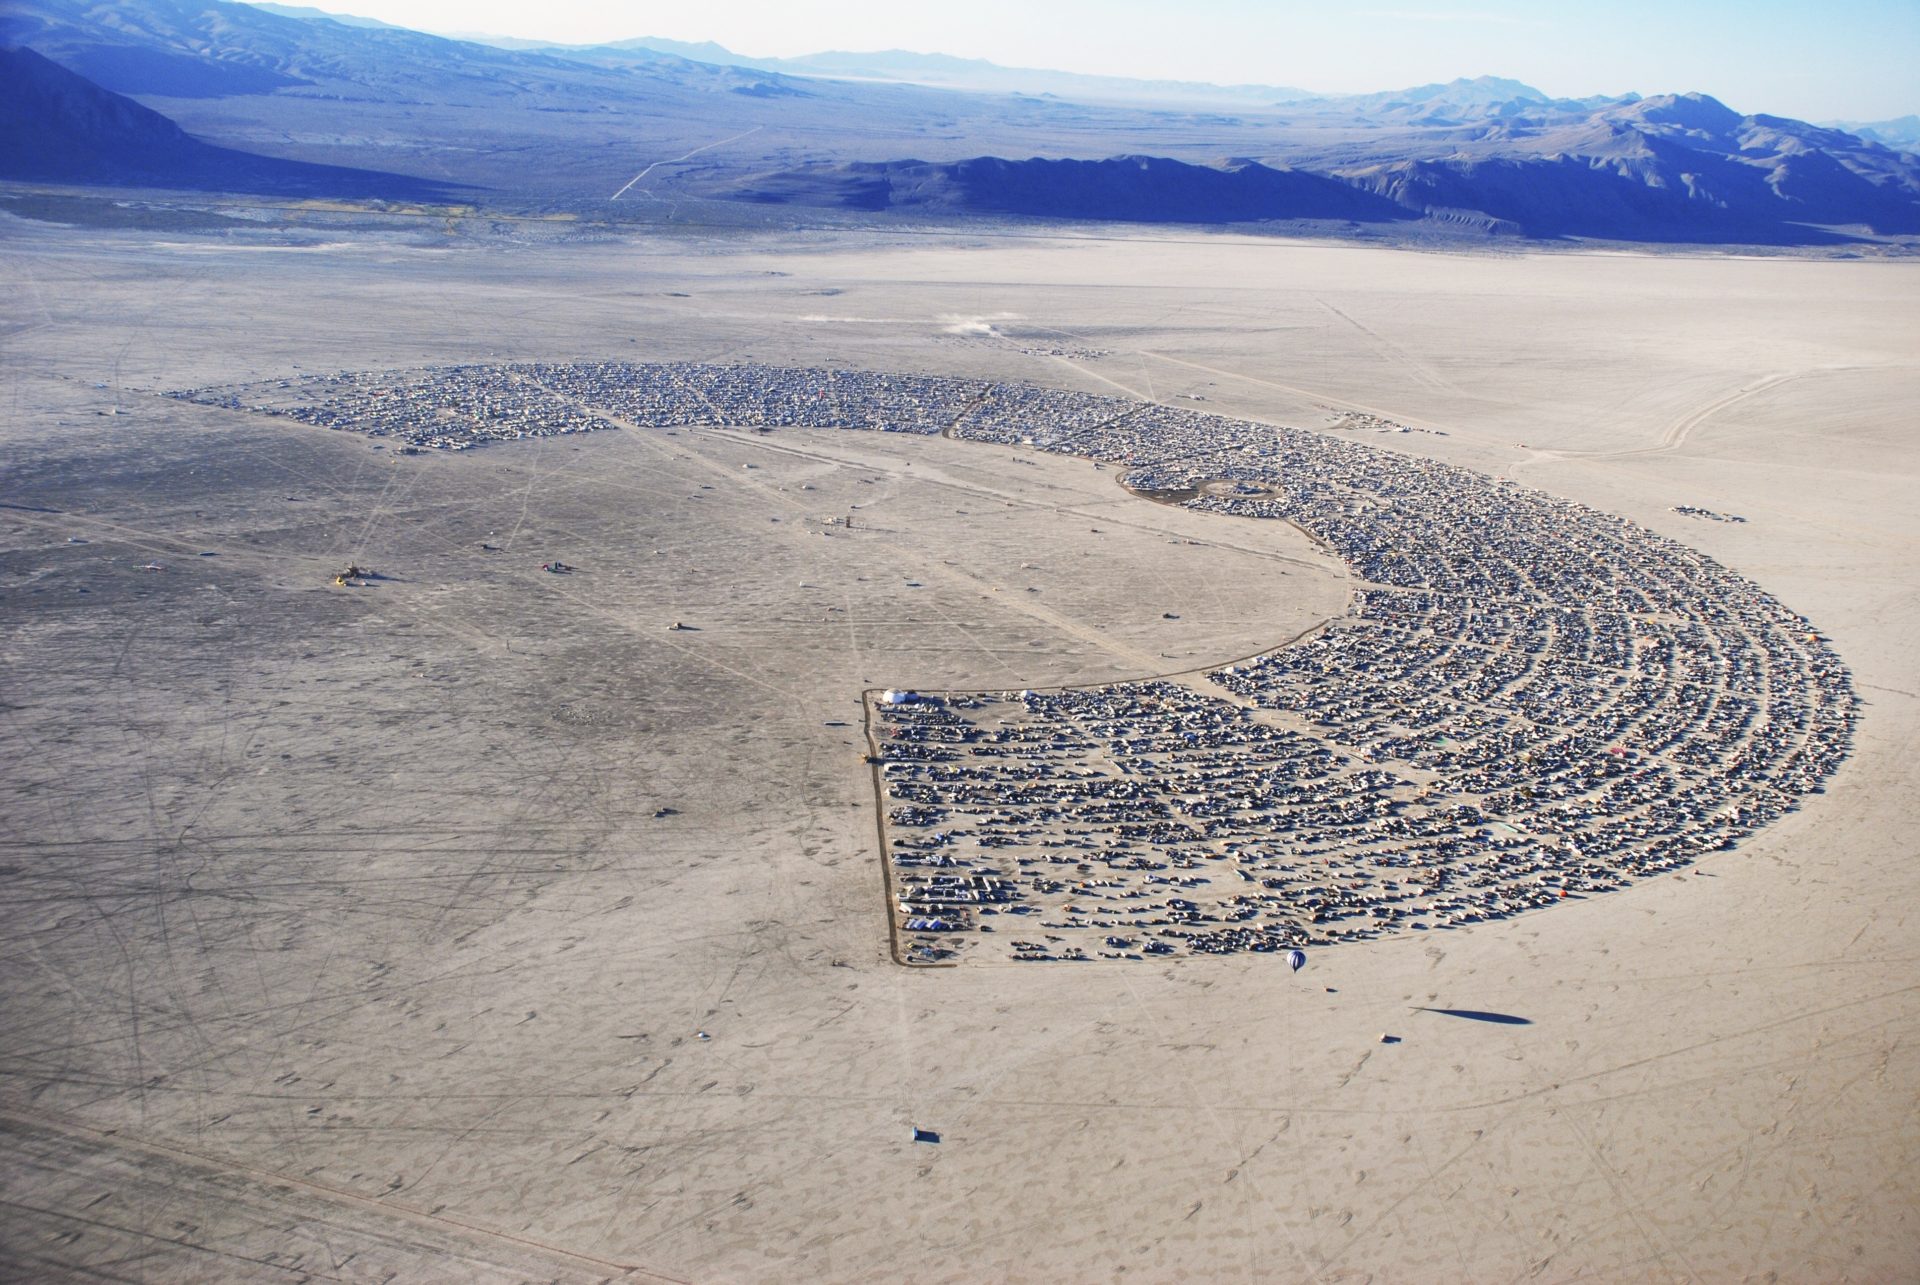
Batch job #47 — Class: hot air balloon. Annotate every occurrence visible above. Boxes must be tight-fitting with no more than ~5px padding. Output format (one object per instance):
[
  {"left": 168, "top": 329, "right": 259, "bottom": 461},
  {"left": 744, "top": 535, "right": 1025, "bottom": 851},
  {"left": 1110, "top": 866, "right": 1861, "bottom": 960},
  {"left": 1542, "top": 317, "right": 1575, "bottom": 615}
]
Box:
[{"left": 1287, "top": 949, "right": 1307, "bottom": 972}]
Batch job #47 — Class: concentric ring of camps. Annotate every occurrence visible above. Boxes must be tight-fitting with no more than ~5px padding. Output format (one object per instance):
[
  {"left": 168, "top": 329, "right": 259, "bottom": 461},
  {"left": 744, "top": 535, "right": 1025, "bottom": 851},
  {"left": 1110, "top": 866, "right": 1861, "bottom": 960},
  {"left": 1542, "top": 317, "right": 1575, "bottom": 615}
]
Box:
[{"left": 167, "top": 362, "right": 1859, "bottom": 966}]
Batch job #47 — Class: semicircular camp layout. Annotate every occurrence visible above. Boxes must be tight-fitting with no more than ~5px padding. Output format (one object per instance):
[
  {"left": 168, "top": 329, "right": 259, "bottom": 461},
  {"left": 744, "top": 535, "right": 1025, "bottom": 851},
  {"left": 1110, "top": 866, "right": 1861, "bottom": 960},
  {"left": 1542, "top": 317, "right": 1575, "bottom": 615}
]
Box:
[{"left": 168, "top": 362, "right": 1859, "bottom": 966}]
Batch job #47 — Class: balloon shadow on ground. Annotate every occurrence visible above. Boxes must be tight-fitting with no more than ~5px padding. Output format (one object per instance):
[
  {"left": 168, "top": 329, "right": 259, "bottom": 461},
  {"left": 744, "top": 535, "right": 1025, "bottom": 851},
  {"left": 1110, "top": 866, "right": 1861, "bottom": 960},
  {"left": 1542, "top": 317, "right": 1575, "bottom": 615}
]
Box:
[{"left": 1412, "top": 1007, "right": 1532, "bottom": 1026}]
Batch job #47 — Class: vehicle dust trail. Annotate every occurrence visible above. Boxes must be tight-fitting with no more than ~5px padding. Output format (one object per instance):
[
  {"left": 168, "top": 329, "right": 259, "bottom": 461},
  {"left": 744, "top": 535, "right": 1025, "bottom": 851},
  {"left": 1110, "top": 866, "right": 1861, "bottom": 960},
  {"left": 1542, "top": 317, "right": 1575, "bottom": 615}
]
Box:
[
  {"left": 523, "top": 377, "right": 1197, "bottom": 681},
  {"left": 1140, "top": 349, "right": 1442, "bottom": 427},
  {"left": 0, "top": 1108, "right": 671, "bottom": 1280},
  {"left": 1533, "top": 369, "right": 1818, "bottom": 464},
  {"left": 1010, "top": 323, "right": 1156, "bottom": 401},
  {"left": 495, "top": 433, "right": 568, "bottom": 554},
  {"left": 344, "top": 445, "right": 435, "bottom": 562},
  {"left": 725, "top": 444, "right": 1314, "bottom": 707},
  {"left": 1314, "top": 295, "right": 1457, "bottom": 397},
  {"left": 759, "top": 445, "right": 1168, "bottom": 675},
  {"left": 1118, "top": 971, "right": 1316, "bottom": 1281},
  {"left": 0, "top": 256, "right": 61, "bottom": 337},
  {"left": 704, "top": 430, "right": 1214, "bottom": 679},
  {"left": 1013, "top": 318, "right": 1442, "bottom": 430},
  {"left": 1051, "top": 353, "right": 1150, "bottom": 401},
  {"left": 610, "top": 126, "right": 764, "bottom": 200}
]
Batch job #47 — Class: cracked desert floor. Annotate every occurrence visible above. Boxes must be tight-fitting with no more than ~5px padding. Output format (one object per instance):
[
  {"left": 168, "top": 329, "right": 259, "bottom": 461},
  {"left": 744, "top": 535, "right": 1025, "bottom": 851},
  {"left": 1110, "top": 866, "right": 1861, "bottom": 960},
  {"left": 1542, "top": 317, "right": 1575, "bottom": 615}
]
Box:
[{"left": 2, "top": 217, "right": 1917, "bottom": 1281}]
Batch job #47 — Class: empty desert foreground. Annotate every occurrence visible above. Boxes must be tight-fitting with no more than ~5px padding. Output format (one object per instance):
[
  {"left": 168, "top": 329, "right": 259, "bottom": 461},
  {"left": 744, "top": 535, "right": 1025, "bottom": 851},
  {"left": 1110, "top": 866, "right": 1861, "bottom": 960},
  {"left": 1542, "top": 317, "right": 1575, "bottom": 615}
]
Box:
[{"left": 1, "top": 218, "right": 1916, "bottom": 1281}]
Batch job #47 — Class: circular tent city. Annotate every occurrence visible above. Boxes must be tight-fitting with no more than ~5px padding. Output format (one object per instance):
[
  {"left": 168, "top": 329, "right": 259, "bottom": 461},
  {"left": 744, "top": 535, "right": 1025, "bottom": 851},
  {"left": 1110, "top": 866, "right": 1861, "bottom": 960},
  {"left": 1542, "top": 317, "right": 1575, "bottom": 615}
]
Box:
[{"left": 167, "top": 361, "right": 1859, "bottom": 965}]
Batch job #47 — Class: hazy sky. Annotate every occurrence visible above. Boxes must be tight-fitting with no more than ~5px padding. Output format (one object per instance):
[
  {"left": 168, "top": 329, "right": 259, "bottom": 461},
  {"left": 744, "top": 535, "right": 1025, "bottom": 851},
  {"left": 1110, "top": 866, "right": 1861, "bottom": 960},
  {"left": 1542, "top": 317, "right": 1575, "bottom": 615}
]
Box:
[{"left": 294, "top": 0, "right": 1916, "bottom": 121}]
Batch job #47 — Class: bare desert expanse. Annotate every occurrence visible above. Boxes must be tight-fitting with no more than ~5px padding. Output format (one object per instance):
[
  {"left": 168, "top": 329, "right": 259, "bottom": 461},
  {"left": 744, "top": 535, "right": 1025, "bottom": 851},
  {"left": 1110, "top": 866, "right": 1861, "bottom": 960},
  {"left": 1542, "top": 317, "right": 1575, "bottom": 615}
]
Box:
[{"left": 2, "top": 216, "right": 1917, "bottom": 1281}]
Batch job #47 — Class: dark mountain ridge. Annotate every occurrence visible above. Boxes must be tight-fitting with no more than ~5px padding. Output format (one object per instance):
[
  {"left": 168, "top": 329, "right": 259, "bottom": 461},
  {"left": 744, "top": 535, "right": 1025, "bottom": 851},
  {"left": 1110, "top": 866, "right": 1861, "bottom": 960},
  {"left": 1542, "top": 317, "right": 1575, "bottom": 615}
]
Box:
[
  {"left": 0, "top": 43, "right": 456, "bottom": 197},
  {"left": 728, "top": 154, "right": 1416, "bottom": 226}
]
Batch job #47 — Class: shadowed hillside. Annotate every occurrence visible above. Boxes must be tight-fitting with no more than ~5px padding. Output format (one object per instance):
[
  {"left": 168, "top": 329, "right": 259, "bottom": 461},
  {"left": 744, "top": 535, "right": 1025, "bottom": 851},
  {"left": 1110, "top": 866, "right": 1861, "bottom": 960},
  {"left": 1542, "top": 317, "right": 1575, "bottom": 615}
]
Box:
[
  {"left": 0, "top": 46, "right": 461, "bottom": 198},
  {"left": 726, "top": 155, "right": 1418, "bottom": 226}
]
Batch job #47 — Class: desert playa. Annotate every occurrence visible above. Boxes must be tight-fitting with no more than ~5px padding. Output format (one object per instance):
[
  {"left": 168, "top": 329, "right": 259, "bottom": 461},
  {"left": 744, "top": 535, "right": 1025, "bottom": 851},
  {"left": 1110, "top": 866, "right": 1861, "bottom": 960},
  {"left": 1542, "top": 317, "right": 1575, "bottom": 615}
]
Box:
[{"left": 2, "top": 218, "right": 1917, "bottom": 1280}]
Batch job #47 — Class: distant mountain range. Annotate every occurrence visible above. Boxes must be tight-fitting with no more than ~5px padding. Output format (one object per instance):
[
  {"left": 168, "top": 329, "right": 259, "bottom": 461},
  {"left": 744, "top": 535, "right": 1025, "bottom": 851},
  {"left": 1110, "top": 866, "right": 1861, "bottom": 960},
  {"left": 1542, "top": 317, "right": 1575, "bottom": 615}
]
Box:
[
  {"left": 468, "top": 34, "right": 1322, "bottom": 109},
  {"left": 1336, "top": 94, "right": 1920, "bottom": 240},
  {"left": 2, "top": 0, "right": 1916, "bottom": 246},
  {"left": 1824, "top": 114, "right": 1920, "bottom": 151},
  {"left": 251, "top": 2, "right": 402, "bottom": 31},
  {"left": 714, "top": 99, "right": 1920, "bottom": 244}
]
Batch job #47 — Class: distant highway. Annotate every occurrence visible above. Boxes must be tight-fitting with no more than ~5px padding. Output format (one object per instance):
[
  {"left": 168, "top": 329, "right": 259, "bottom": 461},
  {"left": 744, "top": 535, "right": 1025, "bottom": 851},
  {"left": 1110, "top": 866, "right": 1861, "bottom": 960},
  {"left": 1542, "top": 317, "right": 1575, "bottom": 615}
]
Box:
[{"left": 610, "top": 126, "right": 764, "bottom": 200}]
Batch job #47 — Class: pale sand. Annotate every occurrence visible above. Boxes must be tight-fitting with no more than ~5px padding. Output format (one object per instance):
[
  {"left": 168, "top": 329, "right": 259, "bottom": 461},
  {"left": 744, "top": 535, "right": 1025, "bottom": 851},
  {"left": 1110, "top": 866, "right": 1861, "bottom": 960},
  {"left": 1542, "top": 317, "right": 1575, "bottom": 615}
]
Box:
[{"left": 0, "top": 219, "right": 1915, "bottom": 1280}]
